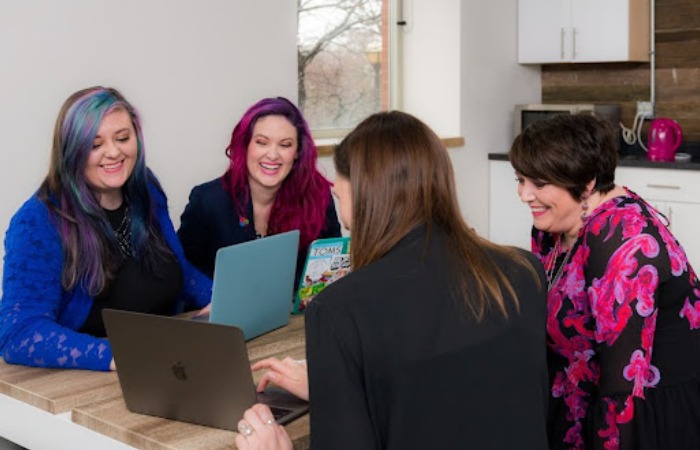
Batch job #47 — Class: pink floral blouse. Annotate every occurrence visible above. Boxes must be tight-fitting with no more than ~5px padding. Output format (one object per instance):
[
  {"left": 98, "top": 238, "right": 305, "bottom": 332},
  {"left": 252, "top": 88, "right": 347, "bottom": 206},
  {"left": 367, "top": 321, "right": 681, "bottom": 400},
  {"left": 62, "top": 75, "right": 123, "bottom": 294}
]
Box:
[{"left": 534, "top": 188, "right": 700, "bottom": 450}]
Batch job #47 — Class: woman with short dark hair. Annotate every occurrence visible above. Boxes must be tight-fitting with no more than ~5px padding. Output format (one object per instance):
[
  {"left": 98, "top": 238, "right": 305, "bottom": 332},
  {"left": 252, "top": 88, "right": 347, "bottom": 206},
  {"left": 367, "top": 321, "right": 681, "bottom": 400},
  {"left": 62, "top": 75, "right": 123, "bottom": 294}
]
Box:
[{"left": 511, "top": 113, "right": 700, "bottom": 450}]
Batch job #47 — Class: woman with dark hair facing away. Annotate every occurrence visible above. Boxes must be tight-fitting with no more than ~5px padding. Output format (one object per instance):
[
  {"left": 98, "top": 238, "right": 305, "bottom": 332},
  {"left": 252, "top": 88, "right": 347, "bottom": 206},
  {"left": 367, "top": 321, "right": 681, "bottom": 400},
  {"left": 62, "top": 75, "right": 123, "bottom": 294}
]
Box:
[
  {"left": 233, "top": 111, "right": 550, "bottom": 450},
  {"left": 0, "top": 87, "right": 212, "bottom": 371},
  {"left": 510, "top": 113, "right": 700, "bottom": 450},
  {"left": 177, "top": 97, "right": 341, "bottom": 291}
]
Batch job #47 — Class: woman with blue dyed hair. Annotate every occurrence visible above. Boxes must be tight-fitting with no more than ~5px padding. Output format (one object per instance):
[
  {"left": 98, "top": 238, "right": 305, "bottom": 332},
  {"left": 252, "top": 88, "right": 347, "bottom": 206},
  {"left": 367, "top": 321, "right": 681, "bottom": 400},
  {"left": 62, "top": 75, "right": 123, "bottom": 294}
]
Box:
[{"left": 0, "top": 87, "right": 212, "bottom": 371}]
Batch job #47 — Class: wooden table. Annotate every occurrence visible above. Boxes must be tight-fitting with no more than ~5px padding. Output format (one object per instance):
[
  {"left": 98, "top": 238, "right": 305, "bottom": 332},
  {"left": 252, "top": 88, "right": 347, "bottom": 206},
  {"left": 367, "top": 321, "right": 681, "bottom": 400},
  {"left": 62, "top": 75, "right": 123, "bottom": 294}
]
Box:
[
  {"left": 72, "top": 315, "right": 309, "bottom": 450},
  {"left": 0, "top": 356, "right": 119, "bottom": 415},
  {"left": 0, "top": 315, "right": 309, "bottom": 450},
  {"left": 0, "top": 354, "right": 129, "bottom": 449}
]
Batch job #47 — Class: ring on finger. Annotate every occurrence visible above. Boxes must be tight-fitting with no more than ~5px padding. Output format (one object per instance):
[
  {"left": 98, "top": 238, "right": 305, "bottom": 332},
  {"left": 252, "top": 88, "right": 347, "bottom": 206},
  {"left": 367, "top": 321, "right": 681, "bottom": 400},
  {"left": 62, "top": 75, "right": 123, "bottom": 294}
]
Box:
[
  {"left": 266, "top": 418, "right": 275, "bottom": 425},
  {"left": 238, "top": 420, "right": 254, "bottom": 437}
]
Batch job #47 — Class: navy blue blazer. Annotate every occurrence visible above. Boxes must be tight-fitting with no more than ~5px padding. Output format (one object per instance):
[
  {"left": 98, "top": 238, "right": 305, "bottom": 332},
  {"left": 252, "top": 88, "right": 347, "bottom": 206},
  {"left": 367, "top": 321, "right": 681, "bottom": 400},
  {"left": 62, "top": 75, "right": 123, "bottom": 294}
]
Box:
[{"left": 177, "top": 178, "right": 341, "bottom": 289}]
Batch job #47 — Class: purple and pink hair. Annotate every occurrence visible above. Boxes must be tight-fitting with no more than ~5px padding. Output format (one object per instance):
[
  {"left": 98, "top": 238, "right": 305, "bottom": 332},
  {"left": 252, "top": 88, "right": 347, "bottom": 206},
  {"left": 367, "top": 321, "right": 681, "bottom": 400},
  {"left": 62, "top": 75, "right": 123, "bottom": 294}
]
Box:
[{"left": 222, "top": 97, "right": 332, "bottom": 250}]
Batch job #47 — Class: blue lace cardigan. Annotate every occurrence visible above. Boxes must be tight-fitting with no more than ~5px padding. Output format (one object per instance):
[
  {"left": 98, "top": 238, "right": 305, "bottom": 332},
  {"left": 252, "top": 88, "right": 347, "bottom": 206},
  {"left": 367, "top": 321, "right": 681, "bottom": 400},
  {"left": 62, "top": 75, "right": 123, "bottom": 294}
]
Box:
[{"left": 0, "top": 182, "right": 212, "bottom": 371}]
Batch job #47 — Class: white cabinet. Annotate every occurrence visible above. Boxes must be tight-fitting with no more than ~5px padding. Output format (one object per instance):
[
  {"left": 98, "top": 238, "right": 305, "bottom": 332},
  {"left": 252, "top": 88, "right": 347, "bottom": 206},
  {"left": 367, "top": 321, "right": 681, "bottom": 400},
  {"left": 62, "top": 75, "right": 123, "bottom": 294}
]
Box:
[
  {"left": 615, "top": 167, "right": 700, "bottom": 271},
  {"left": 518, "top": 0, "right": 650, "bottom": 64},
  {"left": 489, "top": 160, "right": 533, "bottom": 250}
]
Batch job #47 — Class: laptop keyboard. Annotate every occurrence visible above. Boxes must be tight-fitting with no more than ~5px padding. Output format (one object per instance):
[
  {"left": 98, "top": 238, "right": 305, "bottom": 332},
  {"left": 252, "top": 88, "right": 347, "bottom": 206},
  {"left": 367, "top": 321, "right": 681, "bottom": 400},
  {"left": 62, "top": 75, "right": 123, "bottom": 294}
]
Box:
[{"left": 269, "top": 406, "right": 293, "bottom": 422}]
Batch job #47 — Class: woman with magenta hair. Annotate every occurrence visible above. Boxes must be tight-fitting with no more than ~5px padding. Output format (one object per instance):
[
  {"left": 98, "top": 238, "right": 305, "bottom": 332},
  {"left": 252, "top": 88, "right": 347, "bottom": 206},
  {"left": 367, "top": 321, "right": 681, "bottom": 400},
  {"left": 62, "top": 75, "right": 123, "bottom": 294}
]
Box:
[
  {"left": 177, "top": 97, "right": 341, "bottom": 289},
  {"left": 0, "top": 87, "right": 212, "bottom": 371}
]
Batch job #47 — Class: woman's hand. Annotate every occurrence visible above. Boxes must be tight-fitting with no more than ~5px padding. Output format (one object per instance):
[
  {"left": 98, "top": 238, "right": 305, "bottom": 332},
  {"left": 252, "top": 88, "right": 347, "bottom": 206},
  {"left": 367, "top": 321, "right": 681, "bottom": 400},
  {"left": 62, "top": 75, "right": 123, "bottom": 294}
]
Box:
[
  {"left": 109, "top": 358, "right": 116, "bottom": 371},
  {"left": 194, "top": 303, "right": 211, "bottom": 318},
  {"left": 252, "top": 357, "right": 309, "bottom": 401},
  {"left": 235, "top": 404, "right": 292, "bottom": 450}
]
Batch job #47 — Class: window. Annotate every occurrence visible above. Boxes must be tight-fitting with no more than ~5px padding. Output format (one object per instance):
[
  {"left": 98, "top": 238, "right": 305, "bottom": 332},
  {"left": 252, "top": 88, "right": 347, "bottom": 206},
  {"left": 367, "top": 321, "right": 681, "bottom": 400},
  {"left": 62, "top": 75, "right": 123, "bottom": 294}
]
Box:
[{"left": 297, "top": 0, "right": 396, "bottom": 137}]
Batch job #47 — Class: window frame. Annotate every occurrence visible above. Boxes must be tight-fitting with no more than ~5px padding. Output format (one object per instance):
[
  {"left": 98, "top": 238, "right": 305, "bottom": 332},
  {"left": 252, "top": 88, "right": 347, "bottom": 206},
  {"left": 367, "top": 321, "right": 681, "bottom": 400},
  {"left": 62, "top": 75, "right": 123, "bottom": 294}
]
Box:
[{"left": 298, "top": 0, "right": 402, "bottom": 140}]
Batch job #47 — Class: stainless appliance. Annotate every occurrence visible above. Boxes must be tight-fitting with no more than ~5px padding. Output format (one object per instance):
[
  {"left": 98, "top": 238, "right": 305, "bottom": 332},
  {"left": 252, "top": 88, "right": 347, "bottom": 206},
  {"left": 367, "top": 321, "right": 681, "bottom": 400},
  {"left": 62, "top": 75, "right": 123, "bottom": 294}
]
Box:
[{"left": 514, "top": 103, "right": 621, "bottom": 136}]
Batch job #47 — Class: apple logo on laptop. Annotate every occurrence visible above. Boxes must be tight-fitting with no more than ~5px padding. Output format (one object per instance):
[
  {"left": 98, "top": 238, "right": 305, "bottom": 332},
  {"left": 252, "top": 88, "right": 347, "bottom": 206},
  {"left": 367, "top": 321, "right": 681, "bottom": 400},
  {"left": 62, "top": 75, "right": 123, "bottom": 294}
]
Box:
[{"left": 172, "top": 361, "right": 188, "bottom": 381}]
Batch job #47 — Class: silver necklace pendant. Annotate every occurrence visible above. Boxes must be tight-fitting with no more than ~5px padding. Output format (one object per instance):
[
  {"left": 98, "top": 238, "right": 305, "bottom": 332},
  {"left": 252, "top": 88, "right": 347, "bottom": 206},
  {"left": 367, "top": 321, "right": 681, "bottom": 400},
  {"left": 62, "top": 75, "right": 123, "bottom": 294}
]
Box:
[{"left": 546, "top": 236, "right": 575, "bottom": 291}]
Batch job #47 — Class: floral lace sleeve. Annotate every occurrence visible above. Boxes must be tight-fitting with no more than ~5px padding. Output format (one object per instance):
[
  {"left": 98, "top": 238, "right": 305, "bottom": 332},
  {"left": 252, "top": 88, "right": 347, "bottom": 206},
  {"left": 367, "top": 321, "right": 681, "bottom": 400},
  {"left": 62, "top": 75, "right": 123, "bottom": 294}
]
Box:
[
  {"left": 0, "top": 198, "right": 112, "bottom": 370},
  {"left": 179, "top": 259, "right": 213, "bottom": 309}
]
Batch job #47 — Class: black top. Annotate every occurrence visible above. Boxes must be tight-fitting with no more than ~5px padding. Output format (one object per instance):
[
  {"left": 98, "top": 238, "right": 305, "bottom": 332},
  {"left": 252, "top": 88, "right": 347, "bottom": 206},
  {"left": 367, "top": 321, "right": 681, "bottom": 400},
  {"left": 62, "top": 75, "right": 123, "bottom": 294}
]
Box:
[
  {"left": 177, "top": 178, "right": 341, "bottom": 288},
  {"left": 305, "top": 225, "right": 550, "bottom": 450},
  {"left": 79, "top": 204, "right": 182, "bottom": 337}
]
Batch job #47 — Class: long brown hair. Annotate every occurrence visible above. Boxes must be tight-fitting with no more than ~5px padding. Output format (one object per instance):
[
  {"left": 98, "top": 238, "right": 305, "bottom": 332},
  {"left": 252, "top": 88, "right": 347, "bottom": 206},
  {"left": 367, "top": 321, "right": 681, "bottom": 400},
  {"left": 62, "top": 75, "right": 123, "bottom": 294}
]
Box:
[{"left": 334, "top": 111, "right": 540, "bottom": 320}]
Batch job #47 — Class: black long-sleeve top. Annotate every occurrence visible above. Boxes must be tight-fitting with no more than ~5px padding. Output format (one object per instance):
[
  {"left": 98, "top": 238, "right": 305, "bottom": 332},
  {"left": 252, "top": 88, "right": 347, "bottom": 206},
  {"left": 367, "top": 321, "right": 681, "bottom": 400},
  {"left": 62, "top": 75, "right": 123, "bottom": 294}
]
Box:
[{"left": 305, "top": 225, "right": 550, "bottom": 450}]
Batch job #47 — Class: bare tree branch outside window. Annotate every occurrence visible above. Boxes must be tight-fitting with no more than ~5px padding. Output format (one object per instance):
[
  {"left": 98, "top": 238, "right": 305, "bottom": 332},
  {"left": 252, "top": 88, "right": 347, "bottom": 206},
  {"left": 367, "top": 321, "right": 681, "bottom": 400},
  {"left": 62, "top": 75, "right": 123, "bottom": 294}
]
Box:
[{"left": 298, "top": 0, "right": 384, "bottom": 132}]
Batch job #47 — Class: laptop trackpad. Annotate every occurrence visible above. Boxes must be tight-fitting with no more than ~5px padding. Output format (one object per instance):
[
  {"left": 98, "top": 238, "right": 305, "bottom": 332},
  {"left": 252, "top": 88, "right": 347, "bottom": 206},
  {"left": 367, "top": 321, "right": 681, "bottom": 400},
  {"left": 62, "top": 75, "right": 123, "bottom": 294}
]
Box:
[{"left": 256, "top": 386, "right": 309, "bottom": 425}]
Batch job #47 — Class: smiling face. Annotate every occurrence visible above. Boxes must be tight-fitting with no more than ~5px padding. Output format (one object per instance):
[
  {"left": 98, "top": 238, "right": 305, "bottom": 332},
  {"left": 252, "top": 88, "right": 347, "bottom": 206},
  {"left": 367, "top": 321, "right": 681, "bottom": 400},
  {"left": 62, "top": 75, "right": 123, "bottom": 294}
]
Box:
[
  {"left": 332, "top": 174, "right": 353, "bottom": 230},
  {"left": 246, "top": 115, "right": 298, "bottom": 196},
  {"left": 516, "top": 173, "right": 583, "bottom": 238},
  {"left": 84, "top": 108, "right": 137, "bottom": 209}
]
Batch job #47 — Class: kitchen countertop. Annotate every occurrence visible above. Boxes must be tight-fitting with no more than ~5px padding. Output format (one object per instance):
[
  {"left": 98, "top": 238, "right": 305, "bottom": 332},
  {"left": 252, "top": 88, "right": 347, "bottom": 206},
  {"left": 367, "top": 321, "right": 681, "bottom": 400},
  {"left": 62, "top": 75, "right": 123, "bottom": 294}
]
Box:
[
  {"left": 488, "top": 152, "right": 700, "bottom": 171},
  {"left": 490, "top": 139, "right": 700, "bottom": 171}
]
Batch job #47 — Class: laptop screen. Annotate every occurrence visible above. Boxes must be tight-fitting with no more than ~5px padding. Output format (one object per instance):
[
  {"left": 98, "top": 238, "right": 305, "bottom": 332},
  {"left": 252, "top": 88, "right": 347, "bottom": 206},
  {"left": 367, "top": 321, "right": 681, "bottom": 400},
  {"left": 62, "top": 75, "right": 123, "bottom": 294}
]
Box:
[{"left": 209, "top": 230, "right": 300, "bottom": 340}]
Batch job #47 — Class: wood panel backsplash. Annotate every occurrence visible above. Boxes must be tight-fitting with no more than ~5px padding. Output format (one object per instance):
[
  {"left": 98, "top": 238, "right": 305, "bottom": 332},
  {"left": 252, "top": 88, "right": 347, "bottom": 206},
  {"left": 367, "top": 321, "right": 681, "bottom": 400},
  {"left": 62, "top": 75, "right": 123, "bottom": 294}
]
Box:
[{"left": 541, "top": 0, "right": 700, "bottom": 142}]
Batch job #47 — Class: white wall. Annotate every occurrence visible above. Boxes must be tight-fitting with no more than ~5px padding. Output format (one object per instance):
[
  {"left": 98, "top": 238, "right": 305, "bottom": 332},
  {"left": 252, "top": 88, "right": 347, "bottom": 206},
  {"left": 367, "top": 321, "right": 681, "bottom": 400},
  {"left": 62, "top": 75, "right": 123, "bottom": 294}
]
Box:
[
  {"left": 390, "top": 0, "right": 541, "bottom": 236},
  {"left": 401, "top": 0, "right": 461, "bottom": 137},
  {"left": 0, "top": 1, "right": 297, "bottom": 283},
  {"left": 1, "top": 0, "right": 544, "bottom": 286},
  {"left": 322, "top": 0, "right": 541, "bottom": 237},
  {"left": 458, "top": 0, "right": 541, "bottom": 235}
]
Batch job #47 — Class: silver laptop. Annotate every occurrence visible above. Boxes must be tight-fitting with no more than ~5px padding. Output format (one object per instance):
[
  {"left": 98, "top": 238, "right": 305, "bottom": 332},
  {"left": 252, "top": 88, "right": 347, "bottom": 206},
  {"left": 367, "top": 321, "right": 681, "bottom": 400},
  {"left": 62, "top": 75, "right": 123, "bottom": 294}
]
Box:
[
  {"left": 202, "top": 230, "right": 300, "bottom": 340},
  {"left": 103, "top": 309, "right": 308, "bottom": 431}
]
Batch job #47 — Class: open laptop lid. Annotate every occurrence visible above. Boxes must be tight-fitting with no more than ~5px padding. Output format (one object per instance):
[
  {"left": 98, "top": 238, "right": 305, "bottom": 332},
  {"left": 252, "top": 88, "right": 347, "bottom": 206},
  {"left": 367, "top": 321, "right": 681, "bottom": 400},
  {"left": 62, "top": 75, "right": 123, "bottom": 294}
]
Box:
[
  {"left": 209, "top": 230, "right": 300, "bottom": 340},
  {"left": 103, "top": 309, "right": 308, "bottom": 431}
]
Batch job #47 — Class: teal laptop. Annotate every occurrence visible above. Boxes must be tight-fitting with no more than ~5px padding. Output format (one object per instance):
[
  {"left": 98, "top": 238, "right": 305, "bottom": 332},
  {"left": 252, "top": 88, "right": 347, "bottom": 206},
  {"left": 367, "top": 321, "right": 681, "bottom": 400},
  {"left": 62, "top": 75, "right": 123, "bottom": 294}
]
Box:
[{"left": 205, "top": 230, "right": 300, "bottom": 340}]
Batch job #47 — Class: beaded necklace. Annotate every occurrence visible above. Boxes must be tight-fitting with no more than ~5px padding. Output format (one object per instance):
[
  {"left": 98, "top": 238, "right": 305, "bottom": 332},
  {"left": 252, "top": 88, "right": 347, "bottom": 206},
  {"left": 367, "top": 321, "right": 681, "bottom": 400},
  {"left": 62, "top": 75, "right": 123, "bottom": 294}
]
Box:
[{"left": 113, "top": 206, "right": 132, "bottom": 257}]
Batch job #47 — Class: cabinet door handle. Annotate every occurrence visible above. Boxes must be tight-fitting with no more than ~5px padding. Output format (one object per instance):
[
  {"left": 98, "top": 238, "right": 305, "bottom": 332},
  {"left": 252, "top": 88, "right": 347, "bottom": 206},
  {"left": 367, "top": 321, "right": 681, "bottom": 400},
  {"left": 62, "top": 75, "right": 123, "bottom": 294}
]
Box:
[
  {"left": 646, "top": 183, "right": 681, "bottom": 190},
  {"left": 572, "top": 27, "right": 577, "bottom": 60},
  {"left": 560, "top": 27, "right": 565, "bottom": 60}
]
